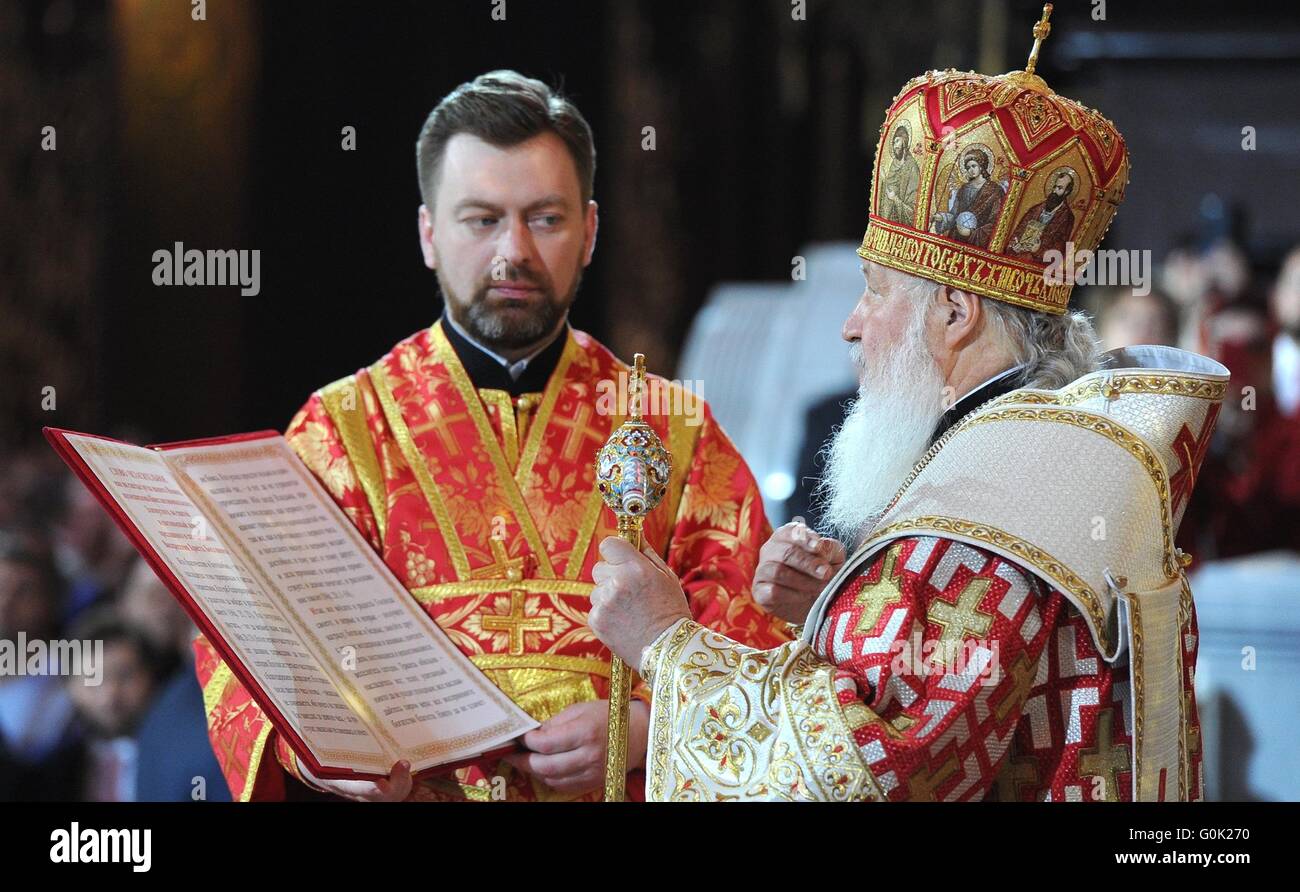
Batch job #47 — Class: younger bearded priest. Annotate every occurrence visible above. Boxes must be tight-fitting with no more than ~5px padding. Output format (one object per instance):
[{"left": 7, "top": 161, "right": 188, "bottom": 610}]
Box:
[{"left": 195, "top": 70, "right": 792, "bottom": 802}]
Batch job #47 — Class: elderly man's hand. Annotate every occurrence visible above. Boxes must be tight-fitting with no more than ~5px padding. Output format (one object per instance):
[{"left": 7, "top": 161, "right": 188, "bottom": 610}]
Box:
[
  {"left": 589, "top": 536, "right": 690, "bottom": 669},
  {"left": 751, "top": 519, "right": 847, "bottom": 625}
]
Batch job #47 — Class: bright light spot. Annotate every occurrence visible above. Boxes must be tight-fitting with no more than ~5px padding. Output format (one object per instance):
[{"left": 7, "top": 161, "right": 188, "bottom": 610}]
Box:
[{"left": 762, "top": 471, "right": 795, "bottom": 501}]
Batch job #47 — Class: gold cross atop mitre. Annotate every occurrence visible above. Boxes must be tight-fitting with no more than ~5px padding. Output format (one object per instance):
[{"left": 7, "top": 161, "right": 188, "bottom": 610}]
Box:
[
  {"left": 858, "top": 0, "right": 1130, "bottom": 315},
  {"left": 1005, "top": 4, "right": 1055, "bottom": 94},
  {"left": 1026, "top": 4, "right": 1053, "bottom": 75}
]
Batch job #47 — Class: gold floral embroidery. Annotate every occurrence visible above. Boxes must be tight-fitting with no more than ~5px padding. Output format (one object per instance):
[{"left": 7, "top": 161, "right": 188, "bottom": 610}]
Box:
[
  {"left": 287, "top": 419, "right": 360, "bottom": 500},
  {"left": 647, "top": 621, "right": 882, "bottom": 801},
  {"left": 528, "top": 465, "right": 589, "bottom": 551},
  {"left": 681, "top": 437, "right": 741, "bottom": 530},
  {"left": 692, "top": 689, "right": 749, "bottom": 781}
]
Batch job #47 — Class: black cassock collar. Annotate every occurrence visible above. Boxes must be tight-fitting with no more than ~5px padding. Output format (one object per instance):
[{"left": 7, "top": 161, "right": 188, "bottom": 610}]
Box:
[
  {"left": 438, "top": 312, "right": 568, "bottom": 397},
  {"left": 929, "top": 364, "right": 1026, "bottom": 446}
]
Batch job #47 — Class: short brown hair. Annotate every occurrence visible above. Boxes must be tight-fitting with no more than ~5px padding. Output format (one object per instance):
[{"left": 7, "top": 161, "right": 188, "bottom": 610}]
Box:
[{"left": 415, "top": 70, "right": 596, "bottom": 209}]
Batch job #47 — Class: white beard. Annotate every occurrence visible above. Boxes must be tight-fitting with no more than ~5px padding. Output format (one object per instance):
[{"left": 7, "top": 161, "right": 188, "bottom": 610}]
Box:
[{"left": 816, "top": 303, "right": 949, "bottom": 546}]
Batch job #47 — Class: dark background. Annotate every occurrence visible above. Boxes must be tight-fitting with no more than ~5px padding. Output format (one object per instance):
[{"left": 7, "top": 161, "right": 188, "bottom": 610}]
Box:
[
  {"left": 5, "top": 0, "right": 1300, "bottom": 807},
  {"left": 3, "top": 0, "right": 1299, "bottom": 445}
]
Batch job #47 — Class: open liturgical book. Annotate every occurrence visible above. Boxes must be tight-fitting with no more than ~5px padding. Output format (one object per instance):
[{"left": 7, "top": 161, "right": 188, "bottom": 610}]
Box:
[{"left": 45, "top": 427, "right": 537, "bottom": 781}]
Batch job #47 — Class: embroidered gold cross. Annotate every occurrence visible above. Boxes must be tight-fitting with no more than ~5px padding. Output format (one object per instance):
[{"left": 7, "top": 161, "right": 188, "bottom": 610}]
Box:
[
  {"left": 472, "top": 537, "right": 528, "bottom": 582},
  {"left": 410, "top": 401, "right": 470, "bottom": 456},
  {"left": 482, "top": 590, "right": 550, "bottom": 655},
  {"left": 994, "top": 753, "right": 1039, "bottom": 801},
  {"left": 1078, "top": 708, "right": 1129, "bottom": 800},
  {"left": 1185, "top": 691, "right": 1201, "bottom": 758},
  {"left": 994, "top": 652, "right": 1037, "bottom": 722},
  {"left": 853, "top": 544, "right": 906, "bottom": 634},
  {"left": 553, "top": 403, "right": 604, "bottom": 462},
  {"left": 1168, "top": 405, "right": 1219, "bottom": 517},
  {"left": 215, "top": 725, "right": 243, "bottom": 781},
  {"left": 928, "top": 576, "right": 994, "bottom": 667},
  {"left": 907, "top": 755, "right": 960, "bottom": 802}
]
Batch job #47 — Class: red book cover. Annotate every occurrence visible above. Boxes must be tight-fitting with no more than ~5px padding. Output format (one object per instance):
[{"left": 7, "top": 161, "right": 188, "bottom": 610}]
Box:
[{"left": 44, "top": 426, "right": 521, "bottom": 785}]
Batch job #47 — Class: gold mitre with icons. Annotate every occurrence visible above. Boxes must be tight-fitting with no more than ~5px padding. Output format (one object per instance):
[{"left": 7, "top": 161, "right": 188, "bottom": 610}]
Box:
[{"left": 859, "top": 4, "right": 1129, "bottom": 314}]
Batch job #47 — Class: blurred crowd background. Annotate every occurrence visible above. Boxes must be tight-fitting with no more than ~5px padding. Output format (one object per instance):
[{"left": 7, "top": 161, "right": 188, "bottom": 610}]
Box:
[{"left": 2, "top": 0, "right": 1297, "bottom": 801}]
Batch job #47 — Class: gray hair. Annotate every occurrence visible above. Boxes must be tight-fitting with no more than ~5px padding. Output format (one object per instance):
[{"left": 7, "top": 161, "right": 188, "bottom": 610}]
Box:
[
  {"left": 983, "top": 301, "right": 1106, "bottom": 390},
  {"left": 880, "top": 262, "right": 1106, "bottom": 390}
]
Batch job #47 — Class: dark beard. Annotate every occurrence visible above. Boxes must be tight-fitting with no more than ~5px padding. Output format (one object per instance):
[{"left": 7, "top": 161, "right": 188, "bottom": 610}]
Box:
[
  {"left": 893, "top": 144, "right": 906, "bottom": 160},
  {"left": 1045, "top": 191, "right": 1065, "bottom": 211},
  {"left": 441, "top": 264, "right": 582, "bottom": 352}
]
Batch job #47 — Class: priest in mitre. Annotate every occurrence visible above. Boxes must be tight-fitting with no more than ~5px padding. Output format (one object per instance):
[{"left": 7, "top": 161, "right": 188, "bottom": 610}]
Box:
[
  {"left": 589, "top": 27, "right": 1228, "bottom": 802},
  {"left": 194, "top": 70, "right": 792, "bottom": 802}
]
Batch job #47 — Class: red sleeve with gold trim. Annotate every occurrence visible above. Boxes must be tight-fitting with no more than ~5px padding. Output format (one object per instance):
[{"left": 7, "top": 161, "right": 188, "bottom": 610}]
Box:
[
  {"left": 193, "top": 633, "right": 287, "bottom": 801},
  {"left": 666, "top": 403, "right": 790, "bottom": 650},
  {"left": 819, "top": 536, "right": 1061, "bottom": 801},
  {"left": 284, "top": 391, "right": 382, "bottom": 550}
]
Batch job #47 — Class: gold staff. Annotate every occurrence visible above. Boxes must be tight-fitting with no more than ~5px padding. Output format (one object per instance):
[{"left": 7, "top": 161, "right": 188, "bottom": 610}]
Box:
[{"left": 594, "top": 354, "right": 672, "bottom": 801}]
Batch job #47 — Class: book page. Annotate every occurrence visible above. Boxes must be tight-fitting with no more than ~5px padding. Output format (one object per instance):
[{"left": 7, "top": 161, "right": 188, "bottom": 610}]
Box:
[
  {"left": 162, "top": 436, "right": 536, "bottom": 771},
  {"left": 62, "top": 434, "right": 388, "bottom": 772}
]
